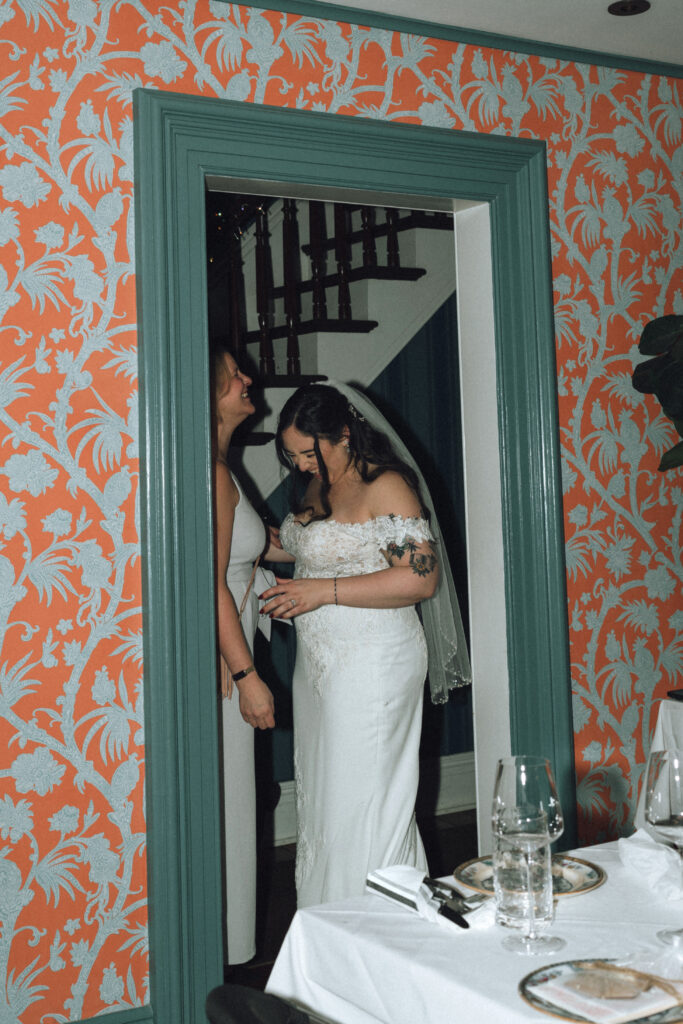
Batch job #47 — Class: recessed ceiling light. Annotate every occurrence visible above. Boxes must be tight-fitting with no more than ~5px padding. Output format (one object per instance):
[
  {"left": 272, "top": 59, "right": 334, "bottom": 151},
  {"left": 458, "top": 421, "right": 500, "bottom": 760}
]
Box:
[{"left": 608, "top": 0, "right": 650, "bottom": 14}]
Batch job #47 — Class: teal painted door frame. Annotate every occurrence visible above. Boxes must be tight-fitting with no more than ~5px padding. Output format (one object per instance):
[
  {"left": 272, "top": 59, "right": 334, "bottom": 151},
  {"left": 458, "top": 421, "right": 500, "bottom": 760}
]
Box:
[{"left": 133, "top": 89, "right": 574, "bottom": 1022}]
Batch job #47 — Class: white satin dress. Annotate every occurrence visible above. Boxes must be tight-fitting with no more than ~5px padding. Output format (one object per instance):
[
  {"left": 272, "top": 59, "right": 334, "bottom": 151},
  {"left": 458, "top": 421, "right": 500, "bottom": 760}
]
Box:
[
  {"left": 280, "top": 513, "right": 430, "bottom": 908},
  {"left": 222, "top": 475, "right": 266, "bottom": 964}
]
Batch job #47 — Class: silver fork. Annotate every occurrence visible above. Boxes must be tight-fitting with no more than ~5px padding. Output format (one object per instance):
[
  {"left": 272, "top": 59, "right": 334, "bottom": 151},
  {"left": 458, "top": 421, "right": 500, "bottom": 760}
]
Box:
[{"left": 422, "top": 877, "right": 489, "bottom": 909}]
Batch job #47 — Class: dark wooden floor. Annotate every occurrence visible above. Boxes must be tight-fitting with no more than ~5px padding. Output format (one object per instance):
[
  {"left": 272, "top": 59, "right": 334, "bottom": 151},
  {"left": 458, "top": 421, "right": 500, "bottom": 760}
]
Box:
[{"left": 227, "top": 808, "right": 478, "bottom": 990}]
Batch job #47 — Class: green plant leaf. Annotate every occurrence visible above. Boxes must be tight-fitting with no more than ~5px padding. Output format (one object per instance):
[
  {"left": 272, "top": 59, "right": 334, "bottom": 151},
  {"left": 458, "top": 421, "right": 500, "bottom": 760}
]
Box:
[
  {"left": 632, "top": 354, "right": 671, "bottom": 393},
  {"left": 658, "top": 439, "right": 683, "bottom": 471},
  {"left": 639, "top": 314, "right": 683, "bottom": 356}
]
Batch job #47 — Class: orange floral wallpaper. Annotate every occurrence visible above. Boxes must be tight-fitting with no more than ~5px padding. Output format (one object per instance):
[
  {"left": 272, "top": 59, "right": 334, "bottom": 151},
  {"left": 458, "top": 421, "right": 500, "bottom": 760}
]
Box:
[{"left": 0, "top": 1, "right": 680, "bottom": 1019}]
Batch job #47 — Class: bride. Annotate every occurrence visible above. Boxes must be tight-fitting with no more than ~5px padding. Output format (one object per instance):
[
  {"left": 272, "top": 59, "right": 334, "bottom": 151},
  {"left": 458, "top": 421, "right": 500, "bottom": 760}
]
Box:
[{"left": 260, "top": 382, "right": 470, "bottom": 908}]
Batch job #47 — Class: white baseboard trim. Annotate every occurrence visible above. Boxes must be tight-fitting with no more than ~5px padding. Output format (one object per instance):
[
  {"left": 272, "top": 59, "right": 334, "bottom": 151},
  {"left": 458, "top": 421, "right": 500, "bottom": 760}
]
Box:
[{"left": 272, "top": 751, "right": 475, "bottom": 847}]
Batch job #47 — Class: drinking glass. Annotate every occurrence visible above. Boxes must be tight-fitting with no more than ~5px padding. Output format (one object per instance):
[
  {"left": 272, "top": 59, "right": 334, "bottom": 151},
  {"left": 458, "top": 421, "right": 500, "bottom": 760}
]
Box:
[
  {"left": 492, "top": 755, "right": 565, "bottom": 955},
  {"left": 644, "top": 748, "right": 683, "bottom": 945}
]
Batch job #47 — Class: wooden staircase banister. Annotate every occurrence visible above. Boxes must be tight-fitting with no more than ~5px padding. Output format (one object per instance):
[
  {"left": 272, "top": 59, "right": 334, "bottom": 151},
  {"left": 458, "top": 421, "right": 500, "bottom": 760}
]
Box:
[
  {"left": 254, "top": 202, "right": 275, "bottom": 377},
  {"left": 309, "top": 200, "right": 328, "bottom": 322},
  {"left": 334, "top": 203, "right": 352, "bottom": 321},
  {"left": 385, "top": 207, "right": 400, "bottom": 269},
  {"left": 361, "top": 205, "right": 378, "bottom": 269},
  {"left": 207, "top": 193, "right": 452, "bottom": 390},
  {"left": 282, "top": 197, "right": 302, "bottom": 376},
  {"left": 299, "top": 209, "right": 453, "bottom": 257}
]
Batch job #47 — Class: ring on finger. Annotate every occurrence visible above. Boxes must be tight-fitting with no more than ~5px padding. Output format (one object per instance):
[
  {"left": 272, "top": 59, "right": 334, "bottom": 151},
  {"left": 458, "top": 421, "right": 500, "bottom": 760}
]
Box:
[{"left": 290, "top": 598, "right": 296, "bottom": 608}]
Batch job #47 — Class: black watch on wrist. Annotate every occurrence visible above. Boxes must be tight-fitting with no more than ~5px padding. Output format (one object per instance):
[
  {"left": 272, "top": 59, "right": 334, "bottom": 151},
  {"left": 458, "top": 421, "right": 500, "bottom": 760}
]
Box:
[{"left": 232, "top": 665, "right": 255, "bottom": 682}]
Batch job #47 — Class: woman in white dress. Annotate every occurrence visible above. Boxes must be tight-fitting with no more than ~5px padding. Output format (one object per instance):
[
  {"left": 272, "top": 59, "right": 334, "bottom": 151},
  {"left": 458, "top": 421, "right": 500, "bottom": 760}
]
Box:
[
  {"left": 213, "top": 349, "right": 292, "bottom": 962},
  {"left": 260, "top": 382, "right": 470, "bottom": 908}
]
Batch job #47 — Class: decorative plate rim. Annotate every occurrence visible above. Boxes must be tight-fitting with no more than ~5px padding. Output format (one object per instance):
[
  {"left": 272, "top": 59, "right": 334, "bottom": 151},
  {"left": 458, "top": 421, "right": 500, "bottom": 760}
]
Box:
[
  {"left": 453, "top": 853, "right": 607, "bottom": 897},
  {"left": 518, "top": 958, "right": 683, "bottom": 1024}
]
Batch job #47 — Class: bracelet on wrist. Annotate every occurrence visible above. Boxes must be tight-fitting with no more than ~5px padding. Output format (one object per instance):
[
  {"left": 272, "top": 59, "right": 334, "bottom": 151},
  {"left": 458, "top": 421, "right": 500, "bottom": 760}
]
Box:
[
  {"left": 334, "top": 577, "right": 338, "bottom": 605},
  {"left": 232, "top": 664, "right": 255, "bottom": 682}
]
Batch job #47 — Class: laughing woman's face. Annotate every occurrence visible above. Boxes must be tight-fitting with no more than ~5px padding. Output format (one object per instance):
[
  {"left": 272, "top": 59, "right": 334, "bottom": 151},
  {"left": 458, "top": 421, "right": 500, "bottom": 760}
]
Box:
[
  {"left": 216, "top": 353, "right": 254, "bottom": 423},
  {"left": 280, "top": 425, "right": 350, "bottom": 483}
]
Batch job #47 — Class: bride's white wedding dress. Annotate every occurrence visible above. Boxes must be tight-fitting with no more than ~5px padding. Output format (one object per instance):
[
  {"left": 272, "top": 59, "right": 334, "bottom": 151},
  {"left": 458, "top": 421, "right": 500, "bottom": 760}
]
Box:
[{"left": 280, "top": 512, "right": 430, "bottom": 908}]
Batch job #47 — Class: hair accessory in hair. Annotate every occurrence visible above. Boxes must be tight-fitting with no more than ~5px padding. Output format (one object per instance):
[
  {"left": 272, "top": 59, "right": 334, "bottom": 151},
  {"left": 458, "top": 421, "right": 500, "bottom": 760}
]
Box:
[{"left": 347, "top": 402, "right": 365, "bottom": 423}]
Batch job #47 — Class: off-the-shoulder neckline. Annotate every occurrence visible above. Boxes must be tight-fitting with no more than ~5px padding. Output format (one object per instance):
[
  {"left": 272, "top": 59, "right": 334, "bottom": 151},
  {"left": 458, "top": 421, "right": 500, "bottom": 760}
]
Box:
[{"left": 285, "top": 512, "right": 429, "bottom": 529}]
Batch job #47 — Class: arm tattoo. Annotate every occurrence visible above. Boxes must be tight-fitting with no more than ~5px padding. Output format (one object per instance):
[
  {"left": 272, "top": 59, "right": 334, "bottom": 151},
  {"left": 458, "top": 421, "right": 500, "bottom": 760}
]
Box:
[
  {"left": 409, "top": 550, "right": 437, "bottom": 577},
  {"left": 386, "top": 539, "right": 416, "bottom": 565},
  {"left": 386, "top": 538, "right": 437, "bottom": 577}
]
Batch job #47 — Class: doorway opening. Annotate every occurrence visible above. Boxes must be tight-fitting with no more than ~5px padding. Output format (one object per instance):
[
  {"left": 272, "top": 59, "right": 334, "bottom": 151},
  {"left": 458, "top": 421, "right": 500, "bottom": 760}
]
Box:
[
  {"left": 204, "top": 188, "right": 476, "bottom": 970},
  {"left": 133, "top": 88, "right": 574, "bottom": 1024}
]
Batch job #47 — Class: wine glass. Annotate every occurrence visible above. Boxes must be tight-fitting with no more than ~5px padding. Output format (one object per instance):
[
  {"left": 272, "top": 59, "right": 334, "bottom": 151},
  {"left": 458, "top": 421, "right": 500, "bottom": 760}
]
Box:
[
  {"left": 491, "top": 755, "right": 565, "bottom": 955},
  {"left": 643, "top": 748, "right": 683, "bottom": 945}
]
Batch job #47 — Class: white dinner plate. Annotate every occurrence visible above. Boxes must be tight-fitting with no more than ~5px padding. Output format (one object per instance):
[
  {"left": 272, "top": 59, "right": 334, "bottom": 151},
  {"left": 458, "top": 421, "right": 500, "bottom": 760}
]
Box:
[
  {"left": 453, "top": 853, "right": 607, "bottom": 897},
  {"left": 519, "top": 959, "right": 683, "bottom": 1023}
]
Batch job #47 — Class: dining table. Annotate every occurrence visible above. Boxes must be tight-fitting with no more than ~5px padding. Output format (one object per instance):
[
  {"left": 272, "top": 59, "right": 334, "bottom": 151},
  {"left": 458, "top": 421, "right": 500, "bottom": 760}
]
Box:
[{"left": 266, "top": 842, "right": 683, "bottom": 1024}]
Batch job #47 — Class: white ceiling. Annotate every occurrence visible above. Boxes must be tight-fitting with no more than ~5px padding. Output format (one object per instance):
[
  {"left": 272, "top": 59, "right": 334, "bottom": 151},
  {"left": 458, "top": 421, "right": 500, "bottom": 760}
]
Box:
[{"left": 314, "top": 0, "right": 683, "bottom": 67}]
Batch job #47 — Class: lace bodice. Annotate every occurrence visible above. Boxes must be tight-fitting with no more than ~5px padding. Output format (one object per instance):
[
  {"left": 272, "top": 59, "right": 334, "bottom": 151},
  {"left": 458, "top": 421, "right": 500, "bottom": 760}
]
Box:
[
  {"left": 280, "top": 513, "right": 434, "bottom": 579},
  {"left": 280, "top": 513, "right": 434, "bottom": 649}
]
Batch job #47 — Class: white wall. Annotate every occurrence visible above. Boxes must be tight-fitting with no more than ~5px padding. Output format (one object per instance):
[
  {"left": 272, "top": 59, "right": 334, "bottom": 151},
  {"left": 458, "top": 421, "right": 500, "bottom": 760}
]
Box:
[{"left": 454, "top": 203, "right": 511, "bottom": 851}]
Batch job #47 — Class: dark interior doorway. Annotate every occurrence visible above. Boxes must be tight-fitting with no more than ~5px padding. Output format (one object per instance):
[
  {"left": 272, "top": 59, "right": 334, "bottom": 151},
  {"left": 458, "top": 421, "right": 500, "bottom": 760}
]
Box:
[
  {"left": 204, "top": 187, "right": 475, "bottom": 978},
  {"left": 204, "top": 188, "right": 473, "bottom": 797}
]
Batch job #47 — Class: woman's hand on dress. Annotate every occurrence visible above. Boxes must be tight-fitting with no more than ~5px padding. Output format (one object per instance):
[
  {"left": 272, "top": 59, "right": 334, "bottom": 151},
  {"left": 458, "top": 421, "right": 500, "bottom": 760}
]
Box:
[
  {"left": 236, "top": 674, "right": 276, "bottom": 729},
  {"left": 259, "top": 576, "right": 333, "bottom": 619}
]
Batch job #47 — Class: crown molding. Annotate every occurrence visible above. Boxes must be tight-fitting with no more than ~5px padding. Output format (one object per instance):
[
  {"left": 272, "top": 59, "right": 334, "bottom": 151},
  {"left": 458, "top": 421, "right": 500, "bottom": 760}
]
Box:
[{"left": 244, "top": 0, "right": 683, "bottom": 78}]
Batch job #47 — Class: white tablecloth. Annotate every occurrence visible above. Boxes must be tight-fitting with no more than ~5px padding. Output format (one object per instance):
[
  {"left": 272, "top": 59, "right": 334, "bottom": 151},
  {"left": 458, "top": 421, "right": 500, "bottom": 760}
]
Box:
[
  {"left": 634, "top": 699, "right": 683, "bottom": 830},
  {"left": 266, "top": 844, "right": 682, "bottom": 1024}
]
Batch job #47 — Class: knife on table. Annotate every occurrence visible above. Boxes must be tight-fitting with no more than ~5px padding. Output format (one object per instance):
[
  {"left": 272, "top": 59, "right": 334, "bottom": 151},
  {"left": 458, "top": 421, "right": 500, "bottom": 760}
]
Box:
[
  {"left": 421, "top": 880, "right": 470, "bottom": 929},
  {"left": 433, "top": 897, "right": 470, "bottom": 929},
  {"left": 423, "top": 876, "right": 487, "bottom": 908}
]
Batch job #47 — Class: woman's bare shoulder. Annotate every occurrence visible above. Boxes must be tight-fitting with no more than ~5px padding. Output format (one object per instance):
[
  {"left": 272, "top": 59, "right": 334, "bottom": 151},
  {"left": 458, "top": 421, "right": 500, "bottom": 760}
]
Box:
[
  {"left": 214, "top": 460, "right": 239, "bottom": 509},
  {"left": 366, "top": 470, "right": 422, "bottom": 519}
]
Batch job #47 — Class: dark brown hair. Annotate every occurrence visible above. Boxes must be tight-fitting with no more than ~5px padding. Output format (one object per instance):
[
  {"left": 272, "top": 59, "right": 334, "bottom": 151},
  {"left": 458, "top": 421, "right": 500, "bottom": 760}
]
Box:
[{"left": 276, "top": 384, "right": 427, "bottom": 522}]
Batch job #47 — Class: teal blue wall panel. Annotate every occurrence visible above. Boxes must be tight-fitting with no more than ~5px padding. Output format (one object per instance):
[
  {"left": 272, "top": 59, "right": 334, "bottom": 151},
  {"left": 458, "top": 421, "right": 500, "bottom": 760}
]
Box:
[{"left": 366, "top": 292, "right": 473, "bottom": 760}]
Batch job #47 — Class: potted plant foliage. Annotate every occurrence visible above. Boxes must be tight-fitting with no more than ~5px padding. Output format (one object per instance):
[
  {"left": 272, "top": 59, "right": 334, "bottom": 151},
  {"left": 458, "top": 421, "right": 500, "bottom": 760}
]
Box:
[{"left": 631, "top": 314, "right": 683, "bottom": 471}]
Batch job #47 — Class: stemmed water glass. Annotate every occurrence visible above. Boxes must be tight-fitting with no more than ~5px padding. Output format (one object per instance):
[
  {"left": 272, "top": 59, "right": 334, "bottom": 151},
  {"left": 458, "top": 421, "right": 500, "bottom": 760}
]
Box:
[
  {"left": 491, "top": 755, "right": 565, "bottom": 955},
  {"left": 643, "top": 748, "right": 683, "bottom": 945}
]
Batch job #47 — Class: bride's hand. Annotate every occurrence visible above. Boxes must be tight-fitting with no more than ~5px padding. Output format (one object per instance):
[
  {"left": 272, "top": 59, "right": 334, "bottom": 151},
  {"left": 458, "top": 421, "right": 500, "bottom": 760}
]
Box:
[
  {"left": 236, "top": 674, "right": 275, "bottom": 729},
  {"left": 259, "top": 576, "right": 334, "bottom": 618}
]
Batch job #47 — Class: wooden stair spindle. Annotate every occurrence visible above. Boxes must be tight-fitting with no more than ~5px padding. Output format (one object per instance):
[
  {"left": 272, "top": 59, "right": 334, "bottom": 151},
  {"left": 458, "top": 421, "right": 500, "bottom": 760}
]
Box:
[
  {"left": 227, "top": 211, "right": 247, "bottom": 365},
  {"left": 282, "top": 198, "right": 301, "bottom": 376},
  {"left": 308, "top": 201, "right": 328, "bottom": 322},
  {"left": 361, "top": 206, "right": 377, "bottom": 268},
  {"left": 254, "top": 202, "right": 275, "bottom": 377},
  {"left": 334, "top": 203, "right": 352, "bottom": 320},
  {"left": 385, "top": 207, "right": 401, "bottom": 269}
]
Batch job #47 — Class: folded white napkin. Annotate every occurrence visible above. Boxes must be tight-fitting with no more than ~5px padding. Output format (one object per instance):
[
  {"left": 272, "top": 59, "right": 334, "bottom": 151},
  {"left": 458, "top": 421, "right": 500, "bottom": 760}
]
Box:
[
  {"left": 617, "top": 828, "right": 683, "bottom": 900},
  {"left": 365, "top": 865, "right": 494, "bottom": 931}
]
